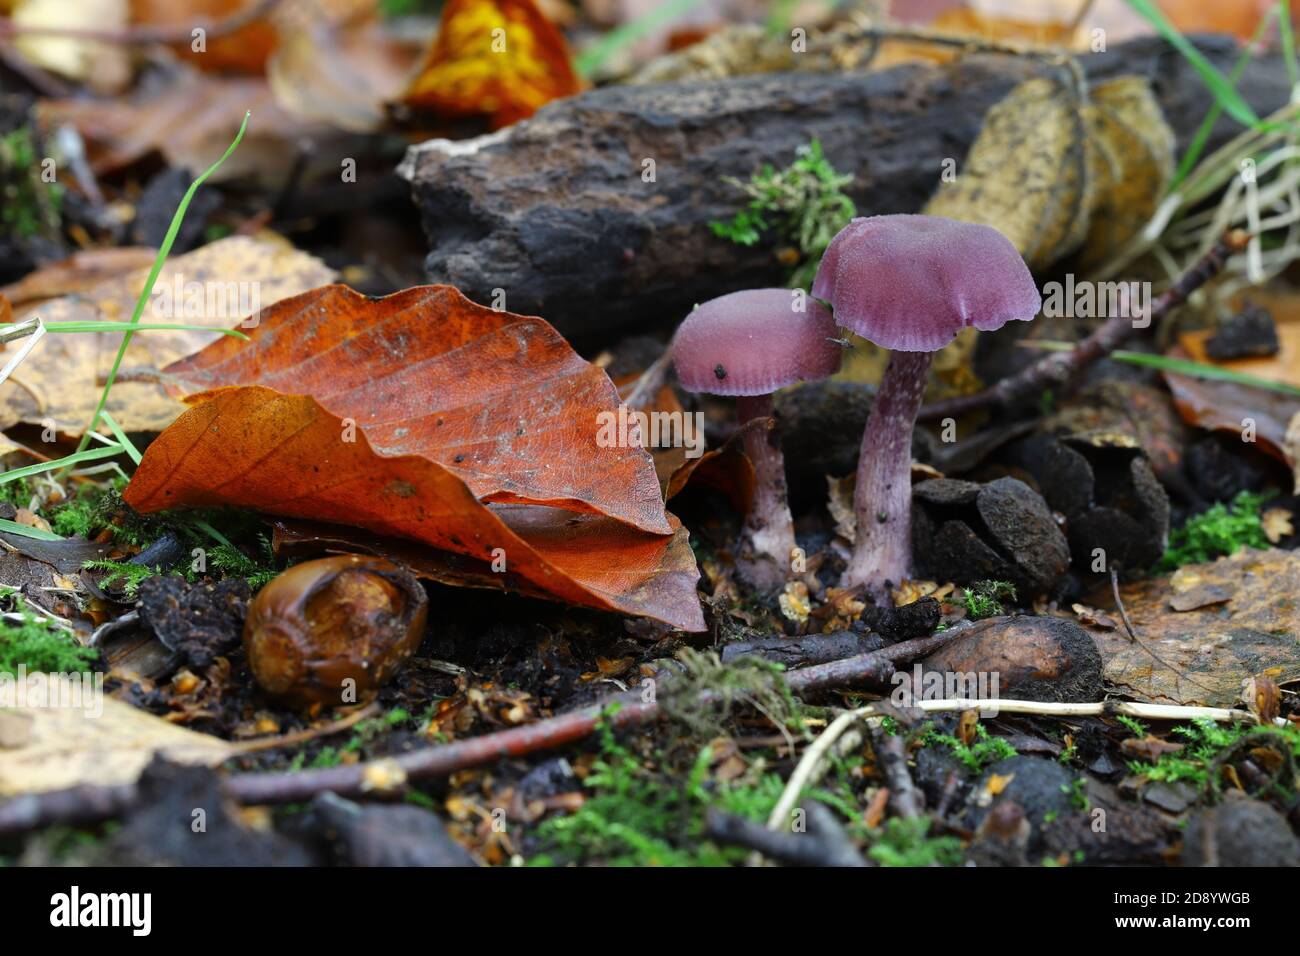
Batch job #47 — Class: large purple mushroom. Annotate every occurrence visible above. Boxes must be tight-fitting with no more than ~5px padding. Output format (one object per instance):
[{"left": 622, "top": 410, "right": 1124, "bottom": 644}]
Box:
[
  {"left": 812, "top": 214, "right": 1041, "bottom": 600},
  {"left": 672, "top": 289, "right": 842, "bottom": 591}
]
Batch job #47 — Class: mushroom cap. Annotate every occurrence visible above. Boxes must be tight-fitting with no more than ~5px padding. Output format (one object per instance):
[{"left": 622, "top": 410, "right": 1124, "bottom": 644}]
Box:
[
  {"left": 811, "top": 214, "right": 1041, "bottom": 352},
  {"left": 671, "top": 288, "right": 842, "bottom": 396}
]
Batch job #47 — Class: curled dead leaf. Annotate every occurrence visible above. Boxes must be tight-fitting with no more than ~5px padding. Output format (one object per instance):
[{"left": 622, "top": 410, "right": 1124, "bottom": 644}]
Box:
[
  {"left": 124, "top": 285, "right": 704, "bottom": 630},
  {"left": 0, "top": 235, "right": 336, "bottom": 435},
  {"left": 399, "top": 0, "right": 582, "bottom": 129}
]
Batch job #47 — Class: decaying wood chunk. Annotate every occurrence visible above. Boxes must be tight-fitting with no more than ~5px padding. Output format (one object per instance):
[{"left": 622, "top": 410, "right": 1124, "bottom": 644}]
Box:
[{"left": 399, "top": 36, "right": 1288, "bottom": 342}]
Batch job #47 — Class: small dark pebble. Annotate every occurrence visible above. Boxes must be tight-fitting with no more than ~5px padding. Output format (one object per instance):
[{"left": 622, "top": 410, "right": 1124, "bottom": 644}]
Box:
[
  {"left": 858, "top": 596, "right": 941, "bottom": 644},
  {"left": 1182, "top": 797, "right": 1300, "bottom": 866},
  {"left": 137, "top": 575, "right": 250, "bottom": 670},
  {"left": 1205, "top": 301, "right": 1280, "bottom": 360},
  {"left": 966, "top": 755, "right": 1078, "bottom": 854},
  {"left": 306, "top": 793, "right": 477, "bottom": 867},
  {"left": 920, "top": 615, "right": 1103, "bottom": 703}
]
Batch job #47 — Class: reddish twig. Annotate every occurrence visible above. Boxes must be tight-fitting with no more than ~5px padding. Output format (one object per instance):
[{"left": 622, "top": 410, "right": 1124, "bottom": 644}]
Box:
[
  {"left": 0, "top": 619, "right": 994, "bottom": 833},
  {"left": 918, "top": 230, "right": 1248, "bottom": 421}
]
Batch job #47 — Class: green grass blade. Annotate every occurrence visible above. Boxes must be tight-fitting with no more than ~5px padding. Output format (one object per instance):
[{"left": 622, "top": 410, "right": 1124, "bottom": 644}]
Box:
[
  {"left": 1023, "top": 340, "right": 1300, "bottom": 397},
  {"left": 72, "top": 111, "right": 249, "bottom": 458},
  {"left": 192, "top": 518, "right": 235, "bottom": 549},
  {"left": 3, "top": 322, "right": 251, "bottom": 337},
  {"left": 1, "top": 444, "right": 125, "bottom": 485},
  {"left": 575, "top": 0, "right": 705, "bottom": 77},
  {"left": 99, "top": 410, "right": 142, "bottom": 466},
  {"left": 1282, "top": 0, "right": 1299, "bottom": 90},
  {"left": 1128, "top": 0, "right": 1261, "bottom": 127},
  {"left": 1168, "top": 9, "right": 1273, "bottom": 192},
  {"left": 1110, "top": 348, "right": 1300, "bottom": 396},
  {"left": 0, "top": 518, "right": 63, "bottom": 541}
]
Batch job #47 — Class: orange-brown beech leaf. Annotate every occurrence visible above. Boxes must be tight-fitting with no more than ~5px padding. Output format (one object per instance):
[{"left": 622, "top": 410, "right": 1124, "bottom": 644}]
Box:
[
  {"left": 130, "top": 0, "right": 279, "bottom": 74},
  {"left": 126, "top": 388, "right": 702, "bottom": 630},
  {"left": 665, "top": 416, "right": 759, "bottom": 515},
  {"left": 268, "top": 514, "right": 699, "bottom": 621},
  {"left": 155, "top": 285, "right": 668, "bottom": 533},
  {"left": 399, "top": 0, "right": 582, "bottom": 129},
  {"left": 124, "top": 286, "right": 703, "bottom": 630}
]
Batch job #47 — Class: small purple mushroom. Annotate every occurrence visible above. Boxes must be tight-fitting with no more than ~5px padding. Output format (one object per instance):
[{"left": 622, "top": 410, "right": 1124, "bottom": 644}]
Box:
[
  {"left": 812, "top": 214, "right": 1041, "bottom": 600},
  {"left": 672, "top": 289, "right": 842, "bottom": 591}
]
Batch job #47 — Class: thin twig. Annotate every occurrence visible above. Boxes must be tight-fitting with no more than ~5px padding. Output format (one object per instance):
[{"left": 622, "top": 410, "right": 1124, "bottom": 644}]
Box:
[
  {"left": 871, "top": 725, "right": 924, "bottom": 818},
  {"left": 918, "top": 230, "right": 1248, "bottom": 420},
  {"left": 1110, "top": 567, "right": 1218, "bottom": 696},
  {"left": 766, "top": 708, "right": 865, "bottom": 832},
  {"left": 620, "top": 350, "right": 673, "bottom": 412},
  {"left": 231, "top": 702, "right": 381, "bottom": 755}
]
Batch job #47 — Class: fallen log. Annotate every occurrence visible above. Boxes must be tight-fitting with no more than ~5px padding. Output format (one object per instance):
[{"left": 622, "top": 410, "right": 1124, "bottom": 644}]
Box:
[{"left": 399, "top": 35, "right": 1287, "bottom": 344}]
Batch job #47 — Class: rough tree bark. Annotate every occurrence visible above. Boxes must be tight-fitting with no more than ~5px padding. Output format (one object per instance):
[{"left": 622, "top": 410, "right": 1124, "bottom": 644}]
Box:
[{"left": 399, "top": 35, "right": 1288, "bottom": 344}]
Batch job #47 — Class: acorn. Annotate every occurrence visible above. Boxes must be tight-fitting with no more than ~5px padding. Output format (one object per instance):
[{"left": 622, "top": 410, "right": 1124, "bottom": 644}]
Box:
[{"left": 243, "top": 555, "right": 428, "bottom": 708}]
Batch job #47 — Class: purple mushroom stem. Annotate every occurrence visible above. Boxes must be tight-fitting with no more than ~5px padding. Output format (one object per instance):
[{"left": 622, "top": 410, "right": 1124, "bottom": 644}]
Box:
[
  {"left": 812, "top": 215, "right": 1042, "bottom": 602},
  {"left": 669, "top": 288, "right": 842, "bottom": 592},
  {"left": 841, "top": 350, "right": 931, "bottom": 600},
  {"left": 734, "top": 393, "right": 799, "bottom": 591}
]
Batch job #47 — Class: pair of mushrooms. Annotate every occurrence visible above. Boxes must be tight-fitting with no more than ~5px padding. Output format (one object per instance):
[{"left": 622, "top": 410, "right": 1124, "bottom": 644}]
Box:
[{"left": 671, "top": 214, "right": 1042, "bottom": 601}]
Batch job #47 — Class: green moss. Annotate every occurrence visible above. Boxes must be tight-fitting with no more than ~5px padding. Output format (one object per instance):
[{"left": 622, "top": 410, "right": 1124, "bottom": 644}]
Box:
[
  {"left": 960, "top": 580, "right": 1017, "bottom": 619},
  {"left": 0, "top": 478, "right": 33, "bottom": 510},
  {"left": 922, "top": 721, "right": 1018, "bottom": 773},
  {"left": 710, "top": 139, "right": 856, "bottom": 288},
  {"left": 1062, "top": 776, "right": 1090, "bottom": 812},
  {"left": 1127, "top": 717, "right": 1300, "bottom": 789},
  {"left": 0, "top": 127, "right": 63, "bottom": 240},
  {"left": 529, "top": 708, "right": 823, "bottom": 867},
  {"left": 0, "top": 604, "right": 98, "bottom": 675},
  {"left": 867, "top": 817, "right": 964, "bottom": 867},
  {"left": 1115, "top": 714, "right": 1148, "bottom": 738},
  {"left": 1158, "top": 490, "right": 1270, "bottom": 571},
  {"left": 82, "top": 560, "right": 158, "bottom": 598},
  {"left": 207, "top": 534, "right": 278, "bottom": 589}
]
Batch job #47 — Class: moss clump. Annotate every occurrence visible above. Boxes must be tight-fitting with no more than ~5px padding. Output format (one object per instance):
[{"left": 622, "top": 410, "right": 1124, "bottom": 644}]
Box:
[
  {"left": 0, "top": 478, "right": 33, "bottom": 510},
  {"left": 529, "top": 713, "right": 788, "bottom": 867},
  {"left": 82, "top": 560, "right": 158, "bottom": 598},
  {"left": 1158, "top": 490, "right": 1270, "bottom": 571},
  {"left": 922, "top": 721, "right": 1018, "bottom": 773},
  {"left": 710, "top": 139, "right": 856, "bottom": 288},
  {"left": 0, "top": 603, "right": 98, "bottom": 675},
  {"left": 0, "top": 126, "right": 63, "bottom": 241},
  {"left": 867, "top": 816, "right": 964, "bottom": 867},
  {"left": 207, "top": 534, "right": 278, "bottom": 589},
  {"left": 1125, "top": 717, "right": 1300, "bottom": 789},
  {"left": 961, "top": 580, "right": 1017, "bottom": 619}
]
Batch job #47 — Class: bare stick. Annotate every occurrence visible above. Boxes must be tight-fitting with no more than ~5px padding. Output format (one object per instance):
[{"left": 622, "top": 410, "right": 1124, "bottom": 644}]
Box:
[
  {"left": 918, "top": 230, "right": 1248, "bottom": 421},
  {"left": 871, "top": 725, "right": 924, "bottom": 818},
  {"left": 231, "top": 702, "right": 380, "bottom": 755},
  {"left": 766, "top": 708, "right": 866, "bottom": 831}
]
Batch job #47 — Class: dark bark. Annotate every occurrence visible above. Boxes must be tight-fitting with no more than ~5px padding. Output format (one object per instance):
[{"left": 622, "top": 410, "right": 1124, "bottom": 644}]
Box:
[{"left": 400, "top": 35, "right": 1288, "bottom": 344}]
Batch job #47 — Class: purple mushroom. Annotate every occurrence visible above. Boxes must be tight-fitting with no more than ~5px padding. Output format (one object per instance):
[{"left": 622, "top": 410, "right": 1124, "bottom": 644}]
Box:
[
  {"left": 672, "top": 288, "right": 842, "bottom": 591},
  {"left": 812, "top": 214, "right": 1041, "bottom": 600}
]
